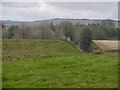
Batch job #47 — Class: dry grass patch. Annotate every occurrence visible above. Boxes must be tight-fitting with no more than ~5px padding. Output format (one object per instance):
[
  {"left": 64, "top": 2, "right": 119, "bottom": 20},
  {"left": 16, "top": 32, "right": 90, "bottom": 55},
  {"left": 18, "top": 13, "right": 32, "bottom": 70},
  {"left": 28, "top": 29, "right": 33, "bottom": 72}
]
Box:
[{"left": 92, "top": 40, "right": 119, "bottom": 51}]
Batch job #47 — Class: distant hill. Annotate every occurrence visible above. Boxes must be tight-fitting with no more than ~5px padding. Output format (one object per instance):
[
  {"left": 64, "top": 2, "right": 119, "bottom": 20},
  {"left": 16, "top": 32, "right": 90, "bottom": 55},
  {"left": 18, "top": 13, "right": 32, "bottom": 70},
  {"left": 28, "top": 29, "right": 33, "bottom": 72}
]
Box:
[{"left": 0, "top": 18, "right": 119, "bottom": 28}]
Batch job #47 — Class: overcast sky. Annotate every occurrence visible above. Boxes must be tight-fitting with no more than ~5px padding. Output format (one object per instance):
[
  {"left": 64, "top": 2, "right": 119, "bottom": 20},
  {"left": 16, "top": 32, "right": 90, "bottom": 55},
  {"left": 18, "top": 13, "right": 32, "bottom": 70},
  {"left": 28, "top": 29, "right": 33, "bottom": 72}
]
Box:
[{"left": 1, "top": 1, "right": 119, "bottom": 21}]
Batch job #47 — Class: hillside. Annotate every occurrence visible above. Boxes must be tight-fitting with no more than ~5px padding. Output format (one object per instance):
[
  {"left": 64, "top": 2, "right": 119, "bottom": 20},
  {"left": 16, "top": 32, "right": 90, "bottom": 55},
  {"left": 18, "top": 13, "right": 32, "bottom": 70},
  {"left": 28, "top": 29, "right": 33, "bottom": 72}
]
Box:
[
  {"left": 1, "top": 18, "right": 119, "bottom": 28},
  {"left": 2, "top": 39, "right": 118, "bottom": 88},
  {"left": 2, "top": 39, "right": 79, "bottom": 61}
]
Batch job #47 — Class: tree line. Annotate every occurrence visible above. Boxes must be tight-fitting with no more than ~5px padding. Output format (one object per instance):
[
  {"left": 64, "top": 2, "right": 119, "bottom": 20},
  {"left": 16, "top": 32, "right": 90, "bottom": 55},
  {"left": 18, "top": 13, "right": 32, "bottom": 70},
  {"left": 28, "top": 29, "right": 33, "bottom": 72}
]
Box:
[{"left": 2, "top": 21, "right": 120, "bottom": 52}]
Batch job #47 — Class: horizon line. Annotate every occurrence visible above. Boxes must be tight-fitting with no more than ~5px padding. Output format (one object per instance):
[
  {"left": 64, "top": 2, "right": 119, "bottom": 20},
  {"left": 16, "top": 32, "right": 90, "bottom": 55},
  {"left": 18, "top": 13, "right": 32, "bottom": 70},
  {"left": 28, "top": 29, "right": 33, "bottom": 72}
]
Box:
[{"left": 1, "top": 18, "right": 119, "bottom": 22}]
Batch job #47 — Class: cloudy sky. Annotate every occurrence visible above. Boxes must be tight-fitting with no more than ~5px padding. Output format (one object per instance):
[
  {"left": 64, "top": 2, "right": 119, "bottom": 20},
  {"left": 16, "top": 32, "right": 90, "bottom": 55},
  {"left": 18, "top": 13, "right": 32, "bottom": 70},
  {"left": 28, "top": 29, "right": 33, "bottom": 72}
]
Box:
[{"left": 1, "top": 1, "right": 119, "bottom": 21}]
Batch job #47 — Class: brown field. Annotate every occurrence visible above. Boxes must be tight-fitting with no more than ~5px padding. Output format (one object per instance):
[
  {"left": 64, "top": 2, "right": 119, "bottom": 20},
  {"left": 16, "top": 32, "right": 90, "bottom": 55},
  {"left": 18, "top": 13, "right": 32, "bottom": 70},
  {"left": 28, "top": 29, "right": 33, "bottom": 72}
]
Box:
[{"left": 92, "top": 40, "right": 119, "bottom": 51}]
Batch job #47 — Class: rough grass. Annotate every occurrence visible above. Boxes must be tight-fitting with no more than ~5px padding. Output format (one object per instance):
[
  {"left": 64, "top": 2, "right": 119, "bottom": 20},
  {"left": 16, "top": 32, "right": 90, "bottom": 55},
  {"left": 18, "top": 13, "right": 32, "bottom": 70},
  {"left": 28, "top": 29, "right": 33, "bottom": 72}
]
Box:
[{"left": 2, "top": 39, "right": 118, "bottom": 88}]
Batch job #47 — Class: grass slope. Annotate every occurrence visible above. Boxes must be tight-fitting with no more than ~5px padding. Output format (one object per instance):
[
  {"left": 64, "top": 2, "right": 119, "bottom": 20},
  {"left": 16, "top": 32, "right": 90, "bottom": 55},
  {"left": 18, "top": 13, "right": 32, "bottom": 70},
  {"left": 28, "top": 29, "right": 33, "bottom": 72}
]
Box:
[{"left": 2, "top": 39, "right": 118, "bottom": 88}]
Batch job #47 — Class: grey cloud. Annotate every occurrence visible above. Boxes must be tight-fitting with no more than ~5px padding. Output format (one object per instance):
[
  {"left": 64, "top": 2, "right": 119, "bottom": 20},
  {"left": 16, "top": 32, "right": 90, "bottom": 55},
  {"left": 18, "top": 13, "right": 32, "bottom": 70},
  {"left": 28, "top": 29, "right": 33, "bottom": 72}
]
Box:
[
  {"left": 2, "top": 2, "right": 40, "bottom": 8},
  {"left": 48, "top": 2, "right": 117, "bottom": 15},
  {"left": 2, "top": 4, "right": 55, "bottom": 21},
  {"left": 48, "top": 2, "right": 116, "bottom": 11},
  {"left": 1, "top": 2, "right": 118, "bottom": 21},
  {"left": 47, "top": 2, "right": 118, "bottom": 19}
]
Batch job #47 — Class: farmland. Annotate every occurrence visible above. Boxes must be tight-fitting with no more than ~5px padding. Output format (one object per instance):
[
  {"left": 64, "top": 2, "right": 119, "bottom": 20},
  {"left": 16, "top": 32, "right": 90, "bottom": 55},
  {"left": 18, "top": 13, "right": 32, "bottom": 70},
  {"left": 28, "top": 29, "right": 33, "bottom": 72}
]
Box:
[
  {"left": 92, "top": 40, "right": 119, "bottom": 51},
  {"left": 2, "top": 39, "right": 118, "bottom": 88}
]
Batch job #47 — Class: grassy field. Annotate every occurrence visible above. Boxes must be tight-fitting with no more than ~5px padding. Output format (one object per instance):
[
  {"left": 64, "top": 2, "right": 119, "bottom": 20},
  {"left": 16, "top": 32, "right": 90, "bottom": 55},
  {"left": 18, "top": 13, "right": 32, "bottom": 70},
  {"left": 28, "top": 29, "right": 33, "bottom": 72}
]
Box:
[{"left": 2, "top": 39, "right": 118, "bottom": 88}]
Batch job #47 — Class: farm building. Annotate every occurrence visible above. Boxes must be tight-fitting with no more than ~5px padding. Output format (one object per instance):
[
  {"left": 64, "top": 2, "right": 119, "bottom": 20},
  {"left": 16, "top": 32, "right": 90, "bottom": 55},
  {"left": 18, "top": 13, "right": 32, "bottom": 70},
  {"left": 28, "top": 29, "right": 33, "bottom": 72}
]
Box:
[{"left": 91, "top": 40, "right": 119, "bottom": 54}]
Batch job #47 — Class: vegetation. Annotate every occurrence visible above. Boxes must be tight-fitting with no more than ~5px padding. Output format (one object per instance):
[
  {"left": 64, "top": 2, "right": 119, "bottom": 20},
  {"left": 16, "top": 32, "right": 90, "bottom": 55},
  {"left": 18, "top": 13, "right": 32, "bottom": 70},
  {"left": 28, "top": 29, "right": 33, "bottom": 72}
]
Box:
[
  {"left": 2, "top": 39, "right": 118, "bottom": 88},
  {"left": 60, "top": 21, "right": 74, "bottom": 40},
  {"left": 1, "top": 20, "right": 119, "bottom": 87},
  {"left": 2, "top": 21, "right": 119, "bottom": 40},
  {"left": 2, "top": 21, "right": 119, "bottom": 52},
  {"left": 80, "top": 26, "right": 93, "bottom": 52},
  {"left": 8, "top": 25, "right": 18, "bottom": 39}
]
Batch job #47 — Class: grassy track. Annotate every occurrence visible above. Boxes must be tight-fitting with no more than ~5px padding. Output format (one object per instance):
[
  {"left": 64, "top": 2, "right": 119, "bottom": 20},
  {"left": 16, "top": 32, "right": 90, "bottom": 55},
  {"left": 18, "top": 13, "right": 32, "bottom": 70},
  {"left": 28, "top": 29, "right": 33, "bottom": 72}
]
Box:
[{"left": 2, "top": 39, "right": 118, "bottom": 88}]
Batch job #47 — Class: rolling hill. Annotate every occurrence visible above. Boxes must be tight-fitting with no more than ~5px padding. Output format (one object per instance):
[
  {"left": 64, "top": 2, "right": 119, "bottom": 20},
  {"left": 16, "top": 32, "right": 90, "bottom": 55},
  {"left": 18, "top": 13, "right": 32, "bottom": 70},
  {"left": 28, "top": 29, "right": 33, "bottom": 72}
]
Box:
[
  {"left": 2, "top": 39, "right": 118, "bottom": 88},
  {"left": 1, "top": 18, "right": 119, "bottom": 28}
]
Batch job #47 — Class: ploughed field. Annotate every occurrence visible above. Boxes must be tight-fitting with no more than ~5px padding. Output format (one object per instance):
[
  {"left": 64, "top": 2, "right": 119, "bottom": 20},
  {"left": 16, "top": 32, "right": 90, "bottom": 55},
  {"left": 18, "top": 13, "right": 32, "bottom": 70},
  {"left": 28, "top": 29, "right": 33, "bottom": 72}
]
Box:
[{"left": 2, "top": 39, "right": 118, "bottom": 88}]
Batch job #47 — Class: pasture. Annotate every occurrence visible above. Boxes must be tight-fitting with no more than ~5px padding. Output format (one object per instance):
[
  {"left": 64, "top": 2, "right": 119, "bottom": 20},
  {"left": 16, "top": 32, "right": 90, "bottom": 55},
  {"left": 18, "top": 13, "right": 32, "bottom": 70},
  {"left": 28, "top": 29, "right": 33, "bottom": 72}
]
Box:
[{"left": 2, "top": 39, "right": 118, "bottom": 88}]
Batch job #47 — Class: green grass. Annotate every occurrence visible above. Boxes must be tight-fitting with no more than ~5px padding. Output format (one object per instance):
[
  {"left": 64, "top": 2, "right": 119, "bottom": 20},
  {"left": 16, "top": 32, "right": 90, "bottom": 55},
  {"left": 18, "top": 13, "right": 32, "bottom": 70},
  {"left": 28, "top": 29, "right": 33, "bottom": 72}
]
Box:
[{"left": 2, "top": 39, "right": 118, "bottom": 88}]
